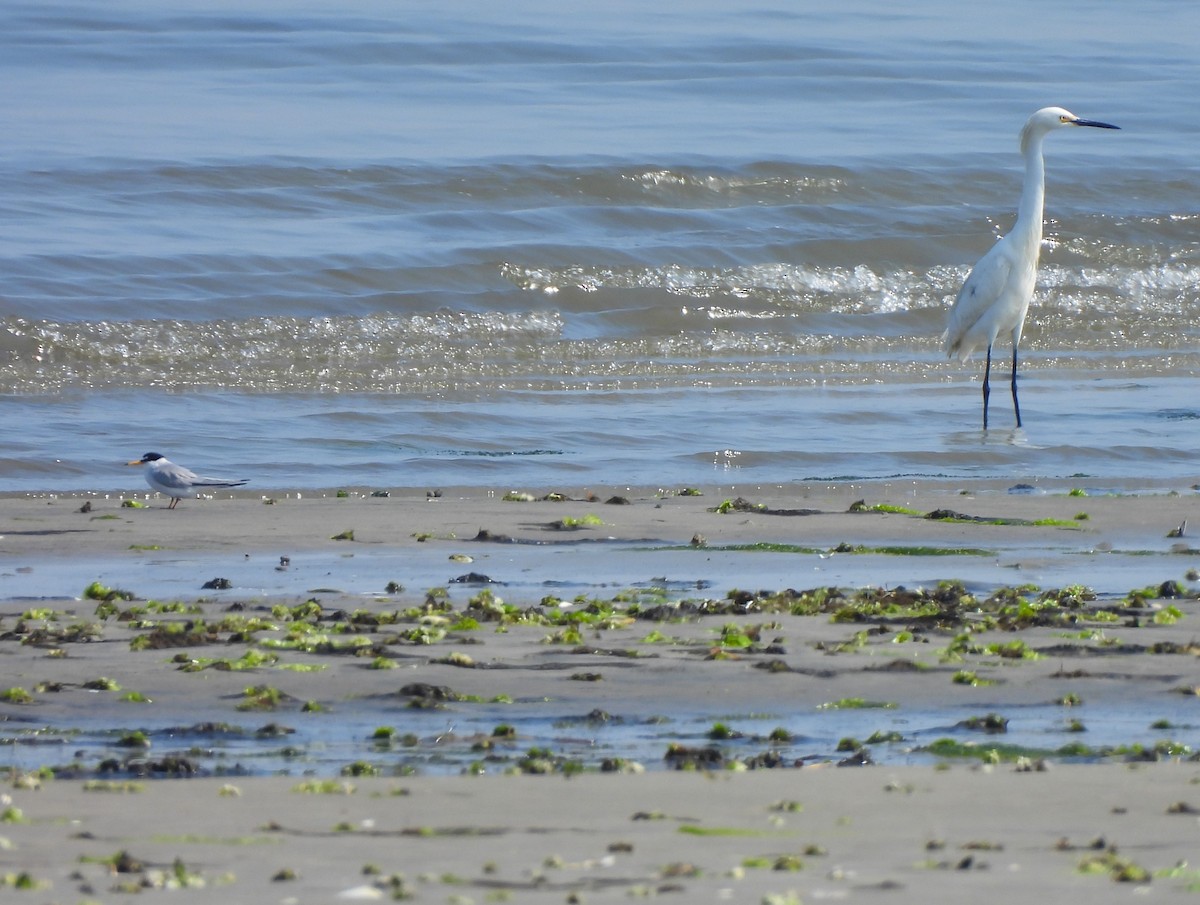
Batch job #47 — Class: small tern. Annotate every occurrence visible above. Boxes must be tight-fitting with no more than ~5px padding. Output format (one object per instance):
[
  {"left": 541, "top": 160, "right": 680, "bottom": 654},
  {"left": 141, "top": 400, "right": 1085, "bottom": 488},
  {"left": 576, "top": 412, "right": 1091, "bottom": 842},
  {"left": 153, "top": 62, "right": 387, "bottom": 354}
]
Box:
[{"left": 126, "top": 452, "right": 249, "bottom": 509}]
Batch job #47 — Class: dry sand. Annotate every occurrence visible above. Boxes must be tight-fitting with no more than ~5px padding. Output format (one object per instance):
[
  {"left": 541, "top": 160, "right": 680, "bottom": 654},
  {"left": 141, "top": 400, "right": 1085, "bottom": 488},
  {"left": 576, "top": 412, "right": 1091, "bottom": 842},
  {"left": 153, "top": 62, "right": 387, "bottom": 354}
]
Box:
[{"left": 2, "top": 479, "right": 1199, "bottom": 902}]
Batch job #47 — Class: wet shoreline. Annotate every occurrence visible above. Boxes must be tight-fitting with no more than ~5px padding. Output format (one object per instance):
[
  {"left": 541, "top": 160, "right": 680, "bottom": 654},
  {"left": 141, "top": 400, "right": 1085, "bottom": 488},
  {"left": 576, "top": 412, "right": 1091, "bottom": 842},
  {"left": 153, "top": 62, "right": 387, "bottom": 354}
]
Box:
[
  {"left": 3, "top": 482, "right": 1199, "bottom": 901},
  {"left": 3, "top": 481, "right": 1198, "bottom": 777}
]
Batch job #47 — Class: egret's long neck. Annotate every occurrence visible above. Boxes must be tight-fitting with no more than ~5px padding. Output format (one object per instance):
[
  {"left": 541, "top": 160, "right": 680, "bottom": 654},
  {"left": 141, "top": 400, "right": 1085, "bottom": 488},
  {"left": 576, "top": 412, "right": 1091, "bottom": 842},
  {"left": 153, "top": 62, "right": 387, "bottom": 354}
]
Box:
[{"left": 1013, "top": 134, "right": 1047, "bottom": 257}]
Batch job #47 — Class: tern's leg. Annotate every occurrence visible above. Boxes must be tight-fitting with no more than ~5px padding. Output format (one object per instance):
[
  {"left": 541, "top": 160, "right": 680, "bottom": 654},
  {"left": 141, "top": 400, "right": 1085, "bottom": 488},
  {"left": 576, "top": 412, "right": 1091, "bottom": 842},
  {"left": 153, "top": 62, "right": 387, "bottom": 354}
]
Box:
[
  {"left": 982, "top": 344, "right": 992, "bottom": 431},
  {"left": 168, "top": 497, "right": 178, "bottom": 510},
  {"left": 1011, "top": 346, "right": 1022, "bottom": 428}
]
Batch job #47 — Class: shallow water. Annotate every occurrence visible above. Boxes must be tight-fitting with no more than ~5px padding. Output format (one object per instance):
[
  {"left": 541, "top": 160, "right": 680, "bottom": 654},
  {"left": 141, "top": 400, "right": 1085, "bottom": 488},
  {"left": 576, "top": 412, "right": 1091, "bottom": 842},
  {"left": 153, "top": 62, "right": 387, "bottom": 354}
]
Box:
[
  {"left": 2, "top": 675, "right": 1193, "bottom": 778},
  {"left": 2, "top": 533, "right": 1195, "bottom": 607},
  {"left": 2, "top": 0, "right": 1199, "bottom": 492},
  {"left": 3, "top": 531, "right": 1197, "bottom": 776}
]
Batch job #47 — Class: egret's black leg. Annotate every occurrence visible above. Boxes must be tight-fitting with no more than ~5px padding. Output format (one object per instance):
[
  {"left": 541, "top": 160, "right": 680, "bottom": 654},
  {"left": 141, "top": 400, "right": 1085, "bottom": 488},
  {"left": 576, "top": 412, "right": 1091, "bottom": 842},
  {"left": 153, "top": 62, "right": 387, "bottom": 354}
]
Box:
[
  {"left": 1011, "top": 346, "right": 1022, "bottom": 428},
  {"left": 982, "top": 344, "right": 992, "bottom": 430}
]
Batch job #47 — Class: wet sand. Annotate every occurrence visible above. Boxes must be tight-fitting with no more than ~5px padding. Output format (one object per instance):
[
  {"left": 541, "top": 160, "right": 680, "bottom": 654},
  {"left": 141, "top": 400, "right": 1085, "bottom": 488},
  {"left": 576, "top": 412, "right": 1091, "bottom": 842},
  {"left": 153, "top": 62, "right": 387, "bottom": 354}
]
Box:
[
  {"left": 7, "top": 765, "right": 1200, "bottom": 902},
  {"left": 2, "top": 480, "right": 1199, "bottom": 901}
]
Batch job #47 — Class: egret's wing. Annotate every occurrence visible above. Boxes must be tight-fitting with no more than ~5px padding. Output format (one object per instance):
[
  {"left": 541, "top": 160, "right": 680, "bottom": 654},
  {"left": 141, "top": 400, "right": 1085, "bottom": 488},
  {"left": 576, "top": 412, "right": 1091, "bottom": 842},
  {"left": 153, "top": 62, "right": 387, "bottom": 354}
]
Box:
[{"left": 943, "top": 243, "right": 1013, "bottom": 361}]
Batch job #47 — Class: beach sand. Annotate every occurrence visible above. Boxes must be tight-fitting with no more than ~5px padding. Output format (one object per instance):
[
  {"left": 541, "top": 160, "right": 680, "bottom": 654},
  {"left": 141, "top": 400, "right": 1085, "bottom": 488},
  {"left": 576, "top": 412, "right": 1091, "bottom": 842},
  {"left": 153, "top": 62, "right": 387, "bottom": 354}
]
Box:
[
  {"left": 2, "top": 480, "right": 1199, "bottom": 901},
  {"left": 6, "top": 765, "right": 1200, "bottom": 903}
]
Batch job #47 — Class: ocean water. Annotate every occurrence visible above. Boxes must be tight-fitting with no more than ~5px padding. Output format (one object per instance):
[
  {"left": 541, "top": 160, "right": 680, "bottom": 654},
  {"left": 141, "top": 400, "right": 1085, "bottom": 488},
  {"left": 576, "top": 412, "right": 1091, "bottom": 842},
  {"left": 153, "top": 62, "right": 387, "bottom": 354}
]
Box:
[{"left": 3, "top": 0, "right": 1200, "bottom": 492}]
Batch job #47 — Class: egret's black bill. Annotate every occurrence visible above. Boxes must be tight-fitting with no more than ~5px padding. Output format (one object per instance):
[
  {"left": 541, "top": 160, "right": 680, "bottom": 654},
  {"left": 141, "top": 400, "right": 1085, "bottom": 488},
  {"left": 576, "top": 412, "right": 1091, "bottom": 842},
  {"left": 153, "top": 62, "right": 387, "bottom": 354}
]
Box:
[{"left": 1074, "top": 119, "right": 1120, "bottom": 130}]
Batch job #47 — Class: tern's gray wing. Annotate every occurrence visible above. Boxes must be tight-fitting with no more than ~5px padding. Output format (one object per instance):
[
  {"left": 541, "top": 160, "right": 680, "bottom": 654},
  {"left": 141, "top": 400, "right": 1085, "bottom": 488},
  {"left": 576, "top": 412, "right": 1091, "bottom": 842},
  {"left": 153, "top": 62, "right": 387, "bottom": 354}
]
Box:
[
  {"left": 189, "top": 472, "right": 249, "bottom": 488},
  {"left": 155, "top": 462, "right": 203, "bottom": 491}
]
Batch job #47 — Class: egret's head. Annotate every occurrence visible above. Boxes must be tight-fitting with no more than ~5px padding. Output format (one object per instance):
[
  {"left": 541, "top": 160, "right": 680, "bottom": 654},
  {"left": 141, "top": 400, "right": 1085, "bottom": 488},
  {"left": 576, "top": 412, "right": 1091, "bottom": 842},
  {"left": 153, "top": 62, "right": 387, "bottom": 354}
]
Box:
[{"left": 1020, "top": 106, "right": 1119, "bottom": 153}]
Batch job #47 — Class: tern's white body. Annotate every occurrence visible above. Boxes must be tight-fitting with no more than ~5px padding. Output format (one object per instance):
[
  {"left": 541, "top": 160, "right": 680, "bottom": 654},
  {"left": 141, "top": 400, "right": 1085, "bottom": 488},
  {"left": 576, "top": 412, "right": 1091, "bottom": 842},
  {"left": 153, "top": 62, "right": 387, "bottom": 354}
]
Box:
[
  {"left": 942, "top": 106, "right": 1119, "bottom": 429},
  {"left": 127, "top": 452, "right": 248, "bottom": 509}
]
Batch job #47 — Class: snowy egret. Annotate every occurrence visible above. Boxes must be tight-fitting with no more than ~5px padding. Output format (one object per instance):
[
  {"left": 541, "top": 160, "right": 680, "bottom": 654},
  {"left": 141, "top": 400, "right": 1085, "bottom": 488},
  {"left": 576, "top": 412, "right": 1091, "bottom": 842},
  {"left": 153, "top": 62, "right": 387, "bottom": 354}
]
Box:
[
  {"left": 943, "top": 106, "right": 1119, "bottom": 429},
  {"left": 127, "top": 452, "right": 248, "bottom": 509}
]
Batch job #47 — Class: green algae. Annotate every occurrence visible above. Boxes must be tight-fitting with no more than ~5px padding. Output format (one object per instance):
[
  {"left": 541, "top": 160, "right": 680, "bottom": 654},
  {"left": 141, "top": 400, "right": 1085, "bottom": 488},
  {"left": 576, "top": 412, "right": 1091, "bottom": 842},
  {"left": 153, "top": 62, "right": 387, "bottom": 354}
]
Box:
[
  {"left": 236, "top": 684, "right": 285, "bottom": 712},
  {"left": 83, "top": 581, "right": 136, "bottom": 602},
  {"left": 82, "top": 780, "right": 145, "bottom": 793},
  {"left": 678, "top": 825, "right": 774, "bottom": 837},
  {"left": 657, "top": 542, "right": 994, "bottom": 556},
  {"left": 674, "top": 542, "right": 826, "bottom": 554},
  {"left": 842, "top": 543, "right": 996, "bottom": 556},
  {"left": 150, "top": 834, "right": 280, "bottom": 846},
  {"left": 550, "top": 514, "right": 605, "bottom": 529},
  {"left": 1078, "top": 851, "right": 1150, "bottom": 883},
  {"left": 291, "top": 779, "right": 356, "bottom": 795},
  {"left": 817, "top": 697, "right": 897, "bottom": 710},
  {"left": 923, "top": 737, "right": 1192, "bottom": 763},
  {"left": 860, "top": 503, "right": 924, "bottom": 515}
]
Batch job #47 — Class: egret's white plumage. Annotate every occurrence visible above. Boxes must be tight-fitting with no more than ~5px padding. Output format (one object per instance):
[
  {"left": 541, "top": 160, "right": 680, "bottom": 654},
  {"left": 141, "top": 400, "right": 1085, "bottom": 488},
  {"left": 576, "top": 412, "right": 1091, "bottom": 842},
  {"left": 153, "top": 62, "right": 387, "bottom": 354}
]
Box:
[
  {"left": 127, "top": 452, "right": 248, "bottom": 509},
  {"left": 943, "top": 106, "right": 1119, "bottom": 429}
]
